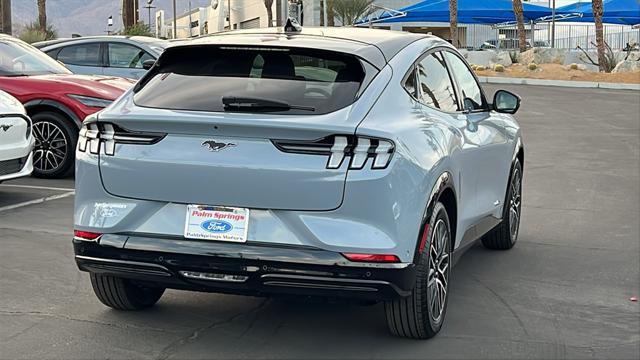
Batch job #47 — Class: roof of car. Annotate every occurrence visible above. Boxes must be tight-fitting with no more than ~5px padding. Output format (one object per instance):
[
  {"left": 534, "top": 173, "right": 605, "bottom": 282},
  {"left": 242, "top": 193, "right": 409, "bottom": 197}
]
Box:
[
  {"left": 178, "top": 27, "right": 435, "bottom": 69},
  {"left": 32, "top": 36, "right": 167, "bottom": 50}
]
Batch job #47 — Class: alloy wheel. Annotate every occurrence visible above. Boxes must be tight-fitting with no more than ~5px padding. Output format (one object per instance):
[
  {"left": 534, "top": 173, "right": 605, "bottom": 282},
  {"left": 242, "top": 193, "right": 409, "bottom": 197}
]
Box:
[
  {"left": 427, "top": 218, "right": 450, "bottom": 323},
  {"left": 33, "top": 121, "right": 68, "bottom": 173},
  {"left": 509, "top": 167, "right": 522, "bottom": 242}
]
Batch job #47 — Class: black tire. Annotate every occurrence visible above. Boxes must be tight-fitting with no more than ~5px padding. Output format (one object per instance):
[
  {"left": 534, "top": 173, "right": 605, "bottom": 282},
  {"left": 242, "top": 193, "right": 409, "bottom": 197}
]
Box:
[
  {"left": 384, "top": 202, "right": 452, "bottom": 339},
  {"left": 481, "top": 158, "right": 523, "bottom": 250},
  {"left": 30, "top": 111, "right": 78, "bottom": 178},
  {"left": 90, "top": 273, "right": 165, "bottom": 310}
]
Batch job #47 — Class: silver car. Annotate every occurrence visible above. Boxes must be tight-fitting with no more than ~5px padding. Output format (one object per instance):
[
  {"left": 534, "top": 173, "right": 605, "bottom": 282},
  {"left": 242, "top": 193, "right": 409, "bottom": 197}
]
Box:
[
  {"left": 34, "top": 36, "right": 168, "bottom": 79},
  {"left": 73, "top": 26, "right": 524, "bottom": 339}
]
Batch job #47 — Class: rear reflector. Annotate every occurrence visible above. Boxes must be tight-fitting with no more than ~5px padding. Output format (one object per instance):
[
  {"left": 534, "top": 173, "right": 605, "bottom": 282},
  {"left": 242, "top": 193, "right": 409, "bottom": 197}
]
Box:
[
  {"left": 73, "top": 230, "right": 102, "bottom": 241},
  {"left": 341, "top": 253, "right": 401, "bottom": 263},
  {"left": 418, "top": 224, "right": 430, "bottom": 253}
]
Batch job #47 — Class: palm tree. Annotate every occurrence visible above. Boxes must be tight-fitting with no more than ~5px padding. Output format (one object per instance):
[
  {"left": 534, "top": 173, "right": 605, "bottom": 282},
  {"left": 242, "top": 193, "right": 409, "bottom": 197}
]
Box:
[
  {"left": 263, "top": 0, "right": 274, "bottom": 27},
  {"left": 449, "top": 0, "right": 457, "bottom": 47},
  {"left": 0, "top": 0, "right": 11, "bottom": 35},
  {"left": 327, "top": 0, "right": 335, "bottom": 26},
  {"left": 330, "top": 0, "right": 373, "bottom": 26},
  {"left": 592, "top": 0, "right": 606, "bottom": 72},
  {"left": 37, "top": 0, "right": 46, "bottom": 32},
  {"left": 512, "top": 0, "right": 526, "bottom": 52}
]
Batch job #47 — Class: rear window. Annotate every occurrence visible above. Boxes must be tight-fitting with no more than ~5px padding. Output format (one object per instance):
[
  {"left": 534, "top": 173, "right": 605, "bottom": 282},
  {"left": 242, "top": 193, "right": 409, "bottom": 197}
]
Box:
[{"left": 133, "top": 46, "right": 368, "bottom": 115}]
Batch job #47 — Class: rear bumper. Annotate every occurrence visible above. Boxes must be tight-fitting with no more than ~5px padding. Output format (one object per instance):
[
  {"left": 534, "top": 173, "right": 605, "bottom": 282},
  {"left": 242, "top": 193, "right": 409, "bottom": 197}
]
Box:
[{"left": 73, "top": 236, "right": 416, "bottom": 301}]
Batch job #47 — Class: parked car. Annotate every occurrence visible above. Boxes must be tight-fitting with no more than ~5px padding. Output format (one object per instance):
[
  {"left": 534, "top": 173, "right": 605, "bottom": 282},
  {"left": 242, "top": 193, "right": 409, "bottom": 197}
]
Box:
[
  {"left": 479, "top": 38, "right": 534, "bottom": 50},
  {"left": 72, "top": 25, "right": 524, "bottom": 339},
  {"left": 0, "top": 35, "right": 134, "bottom": 178},
  {"left": 0, "top": 90, "right": 33, "bottom": 183},
  {"left": 33, "top": 36, "right": 168, "bottom": 79}
]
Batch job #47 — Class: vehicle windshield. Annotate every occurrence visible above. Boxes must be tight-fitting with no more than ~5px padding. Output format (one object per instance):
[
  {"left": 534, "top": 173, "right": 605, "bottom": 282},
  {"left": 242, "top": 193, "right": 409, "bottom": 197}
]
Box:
[
  {"left": 134, "top": 46, "right": 367, "bottom": 115},
  {"left": 0, "top": 39, "right": 71, "bottom": 76}
]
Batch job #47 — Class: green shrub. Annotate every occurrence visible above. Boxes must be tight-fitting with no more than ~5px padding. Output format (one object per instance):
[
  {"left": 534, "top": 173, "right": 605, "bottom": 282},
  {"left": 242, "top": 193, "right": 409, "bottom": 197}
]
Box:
[
  {"left": 569, "top": 63, "right": 579, "bottom": 70},
  {"left": 508, "top": 50, "right": 519, "bottom": 64},
  {"left": 19, "top": 22, "right": 57, "bottom": 43},
  {"left": 528, "top": 63, "right": 538, "bottom": 70},
  {"left": 119, "top": 22, "right": 154, "bottom": 37},
  {"left": 475, "top": 65, "right": 486, "bottom": 71},
  {"left": 493, "top": 64, "right": 505, "bottom": 72}
]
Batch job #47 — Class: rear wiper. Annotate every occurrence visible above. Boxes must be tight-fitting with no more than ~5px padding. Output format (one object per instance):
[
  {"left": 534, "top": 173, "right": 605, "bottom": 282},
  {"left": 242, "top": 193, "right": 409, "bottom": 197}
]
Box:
[{"left": 222, "top": 96, "right": 315, "bottom": 112}]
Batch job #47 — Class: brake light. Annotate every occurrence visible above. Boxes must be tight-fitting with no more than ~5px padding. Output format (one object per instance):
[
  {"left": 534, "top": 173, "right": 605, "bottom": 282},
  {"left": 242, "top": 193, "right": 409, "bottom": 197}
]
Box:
[
  {"left": 78, "top": 122, "right": 165, "bottom": 156},
  {"left": 341, "top": 253, "right": 401, "bottom": 263},
  {"left": 272, "top": 135, "right": 395, "bottom": 170},
  {"left": 73, "top": 230, "right": 102, "bottom": 241}
]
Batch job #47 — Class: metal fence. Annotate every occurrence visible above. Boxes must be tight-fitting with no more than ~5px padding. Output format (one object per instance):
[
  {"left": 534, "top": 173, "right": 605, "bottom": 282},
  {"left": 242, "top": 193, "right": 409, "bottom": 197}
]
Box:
[
  {"left": 462, "top": 23, "right": 639, "bottom": 50},
  {"left": 543, "top": 24, "right": 640, "bottom": 50}
]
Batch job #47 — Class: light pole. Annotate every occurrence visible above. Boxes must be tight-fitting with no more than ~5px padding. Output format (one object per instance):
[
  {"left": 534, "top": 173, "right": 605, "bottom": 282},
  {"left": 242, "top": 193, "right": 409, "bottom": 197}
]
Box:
[
  {"left": 144, "top": 0, "right": 156, "bottom": 34},
  {"left": 172, "top": 0, "right": 177, "bottom": 39},
  {"left": 551, "top": 0, "right": 556, "bottom": 48},
  {"left": 228, "top": 0, "right": 231, "bottom": 30},
  {"left": 188, "top": 0, "right": 192, "bottom": 37}
]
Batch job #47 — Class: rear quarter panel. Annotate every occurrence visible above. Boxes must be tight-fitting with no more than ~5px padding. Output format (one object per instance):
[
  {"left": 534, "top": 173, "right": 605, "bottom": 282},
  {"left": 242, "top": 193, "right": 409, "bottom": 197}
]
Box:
[{"left": 352, "top": 38, "right": 469, "bottom": 254}]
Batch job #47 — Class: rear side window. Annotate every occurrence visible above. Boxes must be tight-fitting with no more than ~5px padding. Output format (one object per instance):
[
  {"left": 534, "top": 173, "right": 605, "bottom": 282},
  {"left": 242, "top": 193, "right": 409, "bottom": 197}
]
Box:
[
  {"left": 56, "top": 43, "right": 101, "bottom": 66},
  {"left": 134, "top": 46, "right": 367, "bottom": 115},
  {"left": 416, "top": 52, "right": 458, "bottom": 112},
  {"left": 443, "top": 52, "right": 486, "bottom": 111},
  {"left": 108, "top": 43, "right": 153, "bottom": 69}
]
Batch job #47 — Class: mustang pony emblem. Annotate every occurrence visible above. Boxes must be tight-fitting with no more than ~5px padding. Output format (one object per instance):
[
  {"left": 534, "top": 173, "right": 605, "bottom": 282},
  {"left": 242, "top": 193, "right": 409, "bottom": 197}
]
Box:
[
  {"left": 202, "top": 140, "right": 236, "bottom": 152},
  {"left": 0, "top": 124, "right": 13, "bottom": 132}
]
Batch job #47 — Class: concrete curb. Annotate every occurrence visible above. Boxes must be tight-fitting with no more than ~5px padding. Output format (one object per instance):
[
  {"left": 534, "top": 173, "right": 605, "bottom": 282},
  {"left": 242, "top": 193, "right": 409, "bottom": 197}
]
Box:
[{"left": 477, "top": 76, "right": 640, "bottom": 91}]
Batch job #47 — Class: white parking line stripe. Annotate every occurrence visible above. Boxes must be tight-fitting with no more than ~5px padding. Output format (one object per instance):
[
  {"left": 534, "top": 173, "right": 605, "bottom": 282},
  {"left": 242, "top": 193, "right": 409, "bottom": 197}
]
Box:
[
  {"left": 0, "top": 191, "right": 75, "bottom": 213},
  {"left": 0, "top": 184, "right": 75, "bottom": 192}
]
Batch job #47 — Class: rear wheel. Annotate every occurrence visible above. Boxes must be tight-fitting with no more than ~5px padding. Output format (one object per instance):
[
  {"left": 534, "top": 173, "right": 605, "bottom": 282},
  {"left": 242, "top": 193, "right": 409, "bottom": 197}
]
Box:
[
  {"left": 90, "top": 273, "right": 165, "bottom": 310},
  {"left": 385, "top": 202, "right": 451, "bottom": 339},
  {"left": 31, "top": 112, "right": 77, "bottom": 178},
  {"left": 481, "top": 158, "right": 523, "bottom": 250}
]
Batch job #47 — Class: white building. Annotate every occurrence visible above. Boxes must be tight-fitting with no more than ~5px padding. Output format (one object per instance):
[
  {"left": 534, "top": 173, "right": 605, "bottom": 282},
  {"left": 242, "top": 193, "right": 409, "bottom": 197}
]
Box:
[
  {"left": 155, "top": 0, "right": 637, "bottom": 50},
  {"left": 157, "top": 0, "right": 416, "bottom": 39},
  {"left": 159, "top": 0, "right": 277, "bottom": 38}
]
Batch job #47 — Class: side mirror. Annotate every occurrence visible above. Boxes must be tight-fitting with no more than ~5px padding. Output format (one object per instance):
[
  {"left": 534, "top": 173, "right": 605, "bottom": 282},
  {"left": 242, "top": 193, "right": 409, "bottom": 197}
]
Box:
[
  {"left": 142, "top": 59, "right": 156, "bottom": 70},
  {"left": 493, "top": 90, "right": 521, "bottom": 114}
]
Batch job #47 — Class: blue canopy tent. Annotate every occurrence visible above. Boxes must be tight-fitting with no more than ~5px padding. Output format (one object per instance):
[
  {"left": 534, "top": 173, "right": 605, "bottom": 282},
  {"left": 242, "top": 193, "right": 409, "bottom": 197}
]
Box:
[
  {"left": 558, "top": 0, "right": 640, "bottom": 25},
  {"left": 359, "top": 0, "right": 557, "bottom": 25}
]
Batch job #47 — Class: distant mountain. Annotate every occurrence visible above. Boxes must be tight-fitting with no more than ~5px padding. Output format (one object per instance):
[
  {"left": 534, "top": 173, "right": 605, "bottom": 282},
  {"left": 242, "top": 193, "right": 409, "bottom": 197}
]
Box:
[{"left": 11, "top": 0, "right": 211, "bottom": 37}]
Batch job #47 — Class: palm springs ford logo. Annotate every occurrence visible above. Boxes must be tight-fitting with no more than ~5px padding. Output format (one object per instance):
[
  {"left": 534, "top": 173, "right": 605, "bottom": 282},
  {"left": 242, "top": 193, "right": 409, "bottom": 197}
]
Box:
[{"left": 201, "top": 219, "right": 233, "bottom": 233}]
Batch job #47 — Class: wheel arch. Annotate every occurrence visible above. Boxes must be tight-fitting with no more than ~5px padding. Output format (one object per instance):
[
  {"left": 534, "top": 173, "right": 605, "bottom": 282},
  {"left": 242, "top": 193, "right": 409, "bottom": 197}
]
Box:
[
  {"left": 413, "top": 171, "right": 457, "bottom": 263},
  {"left": 512, "top": 136, "right": 525, "bottom": 170},
  {"left": 24, "top": 99, "right": 81, "bottom": 129}
]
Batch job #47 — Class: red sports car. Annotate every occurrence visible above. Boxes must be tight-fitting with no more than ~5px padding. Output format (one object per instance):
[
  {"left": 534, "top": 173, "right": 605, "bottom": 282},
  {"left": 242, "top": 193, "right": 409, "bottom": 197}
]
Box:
[{"left": 0, "top": 35, "right": 134, "bottom": 178}]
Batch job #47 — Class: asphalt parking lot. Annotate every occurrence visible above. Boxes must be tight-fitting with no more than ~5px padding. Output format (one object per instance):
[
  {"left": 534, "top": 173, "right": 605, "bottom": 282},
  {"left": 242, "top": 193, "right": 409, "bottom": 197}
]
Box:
[{"left": 1, "top": 84, "right": 638, "bottom": 359}]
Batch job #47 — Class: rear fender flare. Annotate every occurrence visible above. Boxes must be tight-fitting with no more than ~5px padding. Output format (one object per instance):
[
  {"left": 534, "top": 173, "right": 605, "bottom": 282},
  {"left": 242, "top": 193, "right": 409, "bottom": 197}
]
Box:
[
  {"left": 24, "top": 99, "right": 81, "bottom": 129},
  {"left": 412, "top": 171, "right": 456, "bottom": 263}
]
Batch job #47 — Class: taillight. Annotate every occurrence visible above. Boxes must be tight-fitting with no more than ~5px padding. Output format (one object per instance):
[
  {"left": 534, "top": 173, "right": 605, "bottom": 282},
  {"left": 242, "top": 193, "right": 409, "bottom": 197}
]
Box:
[
  {"left": 272, "top": 135, "right": 395, "bottom": 170},
  {"left": 78, "top": 122, "right": 165, "bottom": 156},
  {"left": 341, "top": 253, "right": 401, "bottom": 263},
  {"left": 73, "top": 230, "right": 102, "bottom": 241}
]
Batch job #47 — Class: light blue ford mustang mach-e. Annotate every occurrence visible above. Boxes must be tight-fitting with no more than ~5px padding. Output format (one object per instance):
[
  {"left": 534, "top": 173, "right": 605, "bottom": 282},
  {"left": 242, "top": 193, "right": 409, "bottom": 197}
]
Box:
[{"left": 72, "top": 24, "right": 524, "bottom": 339}]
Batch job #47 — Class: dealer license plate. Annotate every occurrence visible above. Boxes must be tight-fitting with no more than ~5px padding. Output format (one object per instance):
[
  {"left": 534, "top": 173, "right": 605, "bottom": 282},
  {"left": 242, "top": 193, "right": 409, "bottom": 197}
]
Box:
[{"left": 184, "top": 205, "right": 249, "bottom": 242}]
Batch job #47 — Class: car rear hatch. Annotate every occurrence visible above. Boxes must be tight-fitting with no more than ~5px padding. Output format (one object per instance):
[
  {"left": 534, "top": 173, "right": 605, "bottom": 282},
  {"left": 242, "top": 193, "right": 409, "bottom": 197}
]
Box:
[{"left": 92, "top": 44, "right": 383, "bottom": 211}]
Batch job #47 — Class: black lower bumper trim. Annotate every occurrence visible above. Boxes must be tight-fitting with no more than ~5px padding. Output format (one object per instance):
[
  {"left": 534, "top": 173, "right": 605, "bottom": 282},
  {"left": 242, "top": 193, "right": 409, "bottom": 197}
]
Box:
[{"left": 74, "top": 238, "right": 416, "bottom": 301}]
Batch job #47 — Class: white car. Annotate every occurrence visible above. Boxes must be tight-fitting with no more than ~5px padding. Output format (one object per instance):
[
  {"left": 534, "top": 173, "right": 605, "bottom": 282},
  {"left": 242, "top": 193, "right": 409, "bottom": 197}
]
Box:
[{"left": 0, "top": 90, "right": 34, "bottom": 182}]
